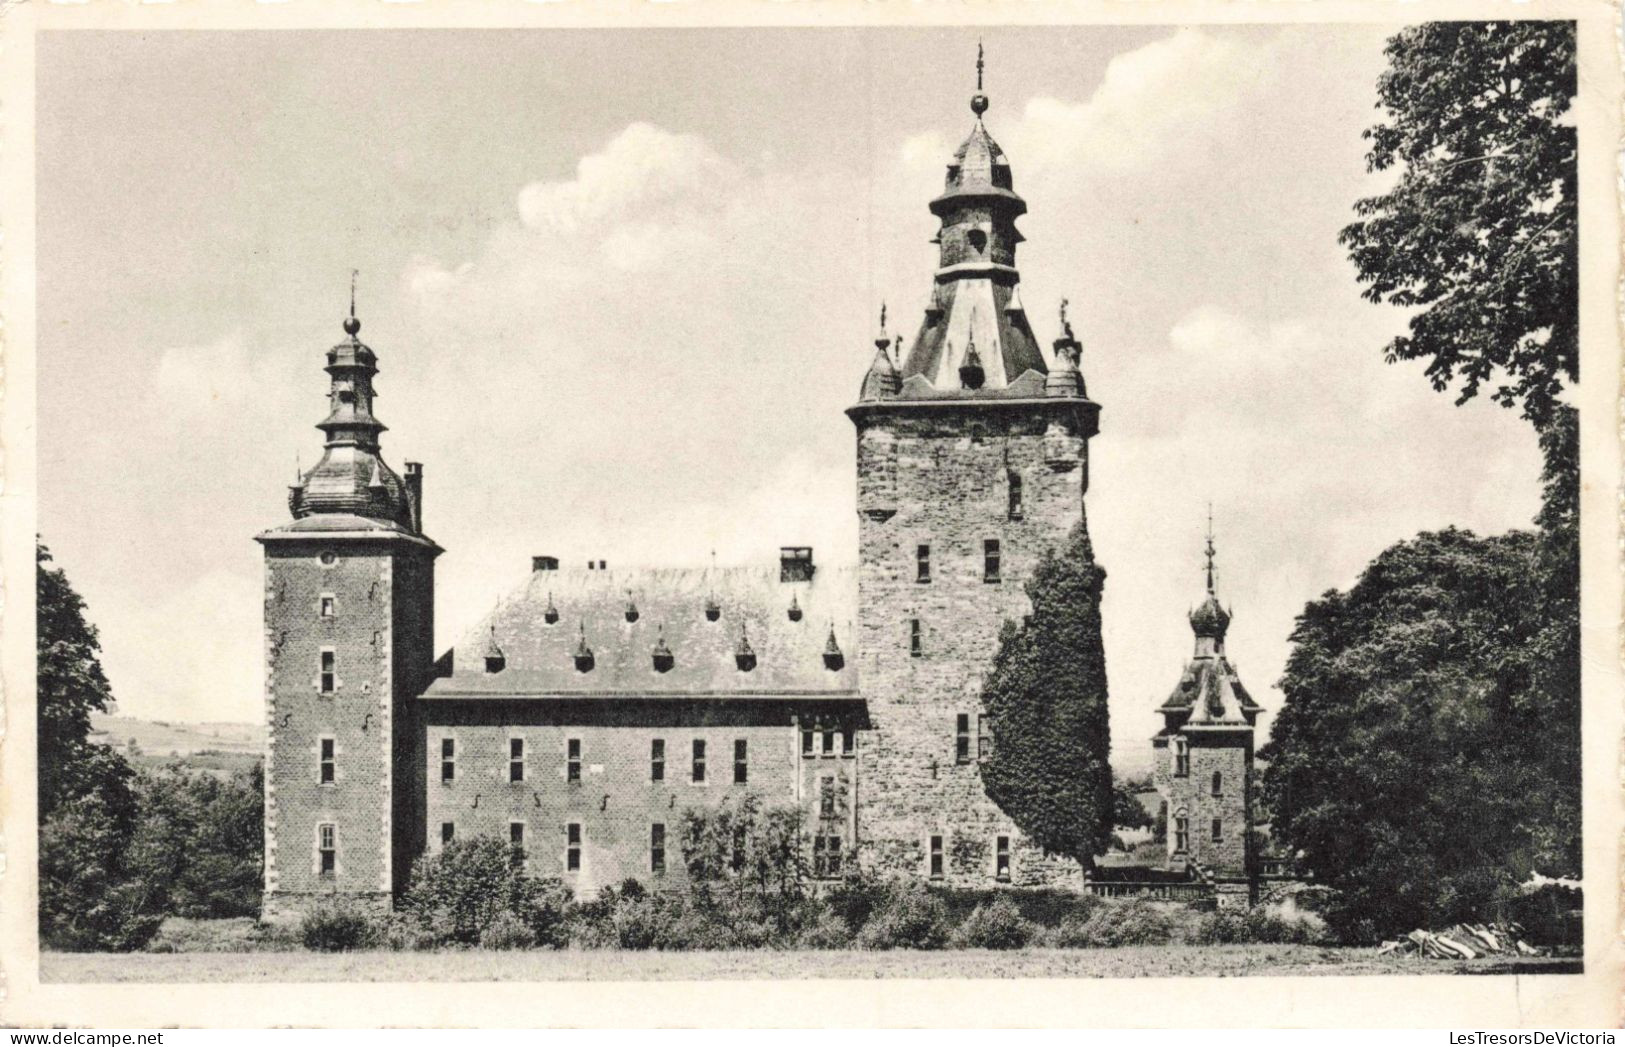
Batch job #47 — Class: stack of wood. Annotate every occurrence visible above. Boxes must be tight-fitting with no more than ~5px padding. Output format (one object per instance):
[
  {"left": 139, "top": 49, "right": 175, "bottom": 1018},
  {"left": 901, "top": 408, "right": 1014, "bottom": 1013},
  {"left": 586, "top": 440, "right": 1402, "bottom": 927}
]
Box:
[{"left": 1377, "top": 922, "right": 1544, "bottom": 959}]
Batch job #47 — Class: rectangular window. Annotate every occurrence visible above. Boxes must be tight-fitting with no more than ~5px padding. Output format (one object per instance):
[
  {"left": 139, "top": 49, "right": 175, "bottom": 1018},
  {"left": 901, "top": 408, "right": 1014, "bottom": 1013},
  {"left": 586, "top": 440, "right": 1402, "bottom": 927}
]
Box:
[
  {"left": 1007, "top": 472, "right": 1023, "bottom": 520},
  {"left": 910, "top": 618, "right": 922, "bottom": 658},
  {"left": 319, "top": 649, "right": 336, "bottom": 694},
  {"left": 821, "top": 729, "right": 835, "bottom": 755},
  {"left": 977, "top": 714, "right": 992, "bottom": 761},
  {"left": 1212, "top": 818, "right": 1223, "bottom": 843},
  {"left": 842, "top": 729, "right": 854, "bottom": 755},
  {"left": 1211, "top": 771, "right": 1223, "bottom": 797},
  {"left": 984, "top": 539, "right": 1002, "bottom": 583},
  {"left": 995, "top": 835, "right": 1011, "bottom": 882},
  {"left": 651, "top": 823, "right": 666, "bottom": 875},
  {"left": 692, "top": 739, "right": 706, "bottom": 783},
  {"left": 440, "top": 737, "right": 455, "bottom": 783},
  {"left": 1173, "top": 737, "right": 1189, "bottom": 778},
  {"left": 440, "top": 821, "right": 454, "bottom": 846},
  {"left": 801, "top": 728, "right": 815, "bottom": 755},
  {"left": 510, "top": 821, "right": 525, "bottom": 847},
  {"left": 731, "top": 826, "right": 747, "bottom": 873},
  {"left": 956, "top": 714, "right": 971, "bottom": 764},
  {"left": 509, "top": 737, "right": 525, "bottom": 783},
  {"left": 318, "top": 823, "right": 336, "bottom": 877},
  {"left": 929, "top": 835, "right": 944, "bottom": 879},
  {"left": 567, "top": 738, "right": 581, "bottom": 782},
  {"left": 319, "top": 594, "right": 335, "bottom": 619},
  {"left": 566, "top": 822, "right": 581, "bottom": 872},
  {"left": 820, "top": 775, "right": 836, "bottom": 819},
  {"left": 734, "top": 739, "right": 748, "bottom": 784},
  {"left": 814, "top": 835, "right": 843, "bottom": 879},
  {"left": 319, "top": 737, "right": 335, "bottom": 784},
  {"left": 651, "top": 738, "right": 665, "bottom": 782},
  {"left": 916, "top": 543, "right": 931, "bottom": 583},
  {"left": 1175, "top": 816, "right": 1189, "bottom": 853}
]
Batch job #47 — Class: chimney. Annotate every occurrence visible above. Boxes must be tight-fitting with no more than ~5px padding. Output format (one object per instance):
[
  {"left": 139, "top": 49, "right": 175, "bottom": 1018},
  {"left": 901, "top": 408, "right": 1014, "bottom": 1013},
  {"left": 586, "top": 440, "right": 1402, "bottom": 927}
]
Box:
[
  {"left": 780, "top": 546, "right": 814, "bottom": 583},
  {"left": 532, "top": 556, "right": 559, "bottom": 572},
  {"left": 404, "top": 462, "right": 424, "bottom": 532}
]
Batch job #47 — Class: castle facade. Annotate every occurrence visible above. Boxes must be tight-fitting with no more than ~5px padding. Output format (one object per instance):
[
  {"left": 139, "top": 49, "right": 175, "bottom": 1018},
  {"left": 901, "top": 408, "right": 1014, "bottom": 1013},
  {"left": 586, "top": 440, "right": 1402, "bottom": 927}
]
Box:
[{"left": 258, "top": 71, "right": 1258, "bottom": 920}]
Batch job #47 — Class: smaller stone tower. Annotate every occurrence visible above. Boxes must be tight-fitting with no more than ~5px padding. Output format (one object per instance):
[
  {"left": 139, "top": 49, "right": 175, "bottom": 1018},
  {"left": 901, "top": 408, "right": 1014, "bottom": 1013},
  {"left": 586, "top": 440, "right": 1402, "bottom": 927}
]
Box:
[
  {"left": 257, "top": 291, "right": 440, "bottom": 922},
  {"left": 1152, "top": 516, "right": 1261, "bottom": 906}
]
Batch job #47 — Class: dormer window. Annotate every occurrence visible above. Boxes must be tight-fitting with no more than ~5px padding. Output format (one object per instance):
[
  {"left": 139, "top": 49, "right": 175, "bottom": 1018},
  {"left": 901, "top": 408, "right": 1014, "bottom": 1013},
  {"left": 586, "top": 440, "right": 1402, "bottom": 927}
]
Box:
[
  {"left": 574, "top": 624, "right": 595, "bottom": 674},
  {"left": 735, "top": 626, "right": 756, "bottom": 672},
  {"left": 652, "top": 630, "right": 675, "bottom": 674},
  {"left": 704, "top": 597, "right": 721, "bottom": 622},
  {"left": 625, "top": 596, "right": 639, "bottom": 623},
  {"left": 543, "top": 593, "right": 559, "bottom": 626},
  {"left": 787, "top": 595, "right": 802, "bottom": 622}
]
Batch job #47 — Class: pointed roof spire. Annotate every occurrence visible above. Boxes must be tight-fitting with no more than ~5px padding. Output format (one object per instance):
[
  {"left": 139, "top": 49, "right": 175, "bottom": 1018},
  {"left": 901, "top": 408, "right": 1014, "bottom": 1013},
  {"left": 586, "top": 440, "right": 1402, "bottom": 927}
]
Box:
[
  {"left": 344, "top": 268, "right": 361, "bottom": 338},
  {"left": 1189, "top": 507, "right": 1231, "bottom": 643},
  {"left": 1204, "top": 503, "right": 1217, "bottom": 595},
  {"left": 971, "top": 40, "right": 989, "bottom": 118},
  {"left": 959, "top": 313, "right": 986, "bottom": 390},
  {"left": 860, "top": 303, "right": 902, "bottom": 401}
]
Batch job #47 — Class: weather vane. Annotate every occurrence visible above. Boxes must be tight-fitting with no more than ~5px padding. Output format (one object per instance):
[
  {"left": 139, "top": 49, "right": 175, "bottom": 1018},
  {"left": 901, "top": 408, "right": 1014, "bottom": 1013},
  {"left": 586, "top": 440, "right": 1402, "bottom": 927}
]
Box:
[{"left": 976, "top": 40, "right": 984, "bottom": 92}]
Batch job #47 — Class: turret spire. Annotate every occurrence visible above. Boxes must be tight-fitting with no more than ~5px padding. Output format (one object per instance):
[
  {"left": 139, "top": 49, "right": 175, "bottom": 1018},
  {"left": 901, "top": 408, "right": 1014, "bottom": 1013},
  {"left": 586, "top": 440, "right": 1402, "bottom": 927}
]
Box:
[
  {"left": 1204, "top": 503, "right": 1216, "bottom": 595},
  {"left": 971, "top": 41, "right": 988, "bottom": 118}
]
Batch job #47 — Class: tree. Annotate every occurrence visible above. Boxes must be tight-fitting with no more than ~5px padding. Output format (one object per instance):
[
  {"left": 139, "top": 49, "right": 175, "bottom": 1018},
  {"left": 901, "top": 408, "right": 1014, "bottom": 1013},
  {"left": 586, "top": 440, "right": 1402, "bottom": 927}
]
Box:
[
  {"left": 400, "top": 837, "right": 570, "bottom": 947},
  {"left": 1111, "top": 783, "right": 1154, "bottom": 832},
  {"left": 125, "top": 765, "right": 264, "bottom": 919},
  {"left": 36, "top": 541, "right": 163, "bottom": 950},
  {"left": 1259, "top": 529, "right": 1577, "bottom": 940},
  {"left": 978, "top": 521, "right": 1113, "bottom": 865},
  {"left": 1340, "top": 21, "right": 1577, "bottom": 432},
  {"left": 37, "top": 542, "right": 132, "bottom": 822}
]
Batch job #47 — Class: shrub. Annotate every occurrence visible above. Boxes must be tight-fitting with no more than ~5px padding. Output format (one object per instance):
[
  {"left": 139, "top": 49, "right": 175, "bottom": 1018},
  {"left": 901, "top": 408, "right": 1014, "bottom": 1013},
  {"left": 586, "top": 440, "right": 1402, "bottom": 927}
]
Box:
[
  {"left": 480, "top": 912, "right": 537, "bottom": 950},
  {"left": 856, "top": 883, "right": 949, "bottom": 950},
  {"left": 299, "top": 903, "right": 372, "bottom": 952},
  {"left": 825, "top": 875, "right": 890, "bottom": 934},
  {"left": 795, "top": 909, "right": 853, "bottom": 950},
  {"left": 1503, "top": 884, "right": 1582, "bottom": 949},
  {"left": 951, "top": 897, "right": 1034, "bottom": 950},
  {"left": 371, "top": 911, "right": 438, "bottom": 952},
  {"left": 400, "top": 837, "right": 572, "bottom": 948},
  {"left": 1054, "top": 899, "right": 1174, "bottom": 948}
]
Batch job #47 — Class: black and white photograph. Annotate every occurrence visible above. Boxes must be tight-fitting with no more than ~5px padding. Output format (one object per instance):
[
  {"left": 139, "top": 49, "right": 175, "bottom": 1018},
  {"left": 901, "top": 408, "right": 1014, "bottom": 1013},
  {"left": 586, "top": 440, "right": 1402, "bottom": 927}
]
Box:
[{"left": 1, "top": 0, "right": 1619, "bottom": 1030}]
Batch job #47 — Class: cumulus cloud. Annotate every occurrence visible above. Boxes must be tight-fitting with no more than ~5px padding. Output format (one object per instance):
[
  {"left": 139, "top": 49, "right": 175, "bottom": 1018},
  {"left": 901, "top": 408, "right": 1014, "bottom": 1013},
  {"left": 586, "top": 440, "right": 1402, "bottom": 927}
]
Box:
[{"left": 153, "top": 332, "right": 258, "bottom": 410}]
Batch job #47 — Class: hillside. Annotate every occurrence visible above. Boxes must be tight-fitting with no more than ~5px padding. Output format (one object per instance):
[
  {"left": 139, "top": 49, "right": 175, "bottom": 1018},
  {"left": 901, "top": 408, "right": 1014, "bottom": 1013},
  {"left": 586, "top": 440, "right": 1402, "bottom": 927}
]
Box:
[{"left": 89, "top": 713, "right": 262, "bottom": 775}]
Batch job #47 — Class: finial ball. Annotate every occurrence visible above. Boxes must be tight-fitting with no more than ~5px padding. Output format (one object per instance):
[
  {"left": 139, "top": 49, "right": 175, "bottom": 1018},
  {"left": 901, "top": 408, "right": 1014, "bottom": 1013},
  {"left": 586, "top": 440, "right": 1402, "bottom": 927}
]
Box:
[
  {"left": 343, "top": 316, "right": 361, "bottom": 337},
  {"left": 970, "top": 93, "right": 990, "bottom": 117}
]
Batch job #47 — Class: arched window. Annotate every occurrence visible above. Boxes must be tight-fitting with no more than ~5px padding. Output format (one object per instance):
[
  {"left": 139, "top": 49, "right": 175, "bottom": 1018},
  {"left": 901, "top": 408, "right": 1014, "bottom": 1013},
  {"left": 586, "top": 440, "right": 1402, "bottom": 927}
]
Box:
[{"left": 1211, "top": 771, "right": 1222, "bottom": 797}]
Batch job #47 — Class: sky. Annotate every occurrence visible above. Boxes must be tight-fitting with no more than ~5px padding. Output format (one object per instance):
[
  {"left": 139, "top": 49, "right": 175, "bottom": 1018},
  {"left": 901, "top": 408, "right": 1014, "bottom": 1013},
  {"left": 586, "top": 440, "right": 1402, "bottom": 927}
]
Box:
[{"left": 37, "top": 25, "right": 1544, "bottom": 772}]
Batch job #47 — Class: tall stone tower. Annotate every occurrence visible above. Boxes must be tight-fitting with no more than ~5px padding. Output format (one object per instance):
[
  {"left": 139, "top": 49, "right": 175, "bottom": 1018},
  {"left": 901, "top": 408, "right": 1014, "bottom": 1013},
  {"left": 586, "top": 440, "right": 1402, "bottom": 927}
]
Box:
[
  {"left": 1151, "top": 520, "right": 1261, "bottom": 906},
  {"left": 257, "top": 300, "right": 439, "bottom": 922},
  {"left": 847, "top": 55, "right": 1101, "bottom": 886}
]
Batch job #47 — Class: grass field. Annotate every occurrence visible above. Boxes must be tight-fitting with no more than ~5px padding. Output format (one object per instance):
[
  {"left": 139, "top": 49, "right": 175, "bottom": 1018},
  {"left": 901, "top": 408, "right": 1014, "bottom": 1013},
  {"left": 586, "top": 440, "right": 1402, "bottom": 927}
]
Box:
[{"left": 40, "top": 947, "right": 1580, "bottom": 983}]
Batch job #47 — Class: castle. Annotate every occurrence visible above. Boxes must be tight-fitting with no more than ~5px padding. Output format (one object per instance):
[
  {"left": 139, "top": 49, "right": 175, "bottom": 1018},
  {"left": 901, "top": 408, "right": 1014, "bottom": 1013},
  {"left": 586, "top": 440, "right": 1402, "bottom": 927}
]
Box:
[{"left": 258, "top": 65, "right": 1261, "bottom": 920}]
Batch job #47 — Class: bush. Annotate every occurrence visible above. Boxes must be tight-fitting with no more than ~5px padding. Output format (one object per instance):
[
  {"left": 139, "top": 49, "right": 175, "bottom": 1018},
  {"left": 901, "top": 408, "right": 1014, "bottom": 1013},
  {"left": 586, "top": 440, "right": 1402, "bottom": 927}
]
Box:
[
  {"left": 1184, "top": 903, "right": 1327, "bottom": 945},
  {"left": 480, "top": 912, "right": 537, "bottom": 950},
  {"left": 400, "top": 837, "right": 571, "bottom": 948},
  {"left": 1052, "top": 899, "right": 1174, "bottom": 948},
  {"left": 795, "top": 909, "right": 853, "bottom": 950},
  {"left": 951, "top": 897, "right": 1034, "bottom": 950},
  {"left": 1503, "top": 884, "right": 1582, "bottom": 949},
  {"left": 856, "top": 883, "right": 949, "bottom": 950},
  {"left": 299, "top": 903, "right": 372, "bottom": 952}
]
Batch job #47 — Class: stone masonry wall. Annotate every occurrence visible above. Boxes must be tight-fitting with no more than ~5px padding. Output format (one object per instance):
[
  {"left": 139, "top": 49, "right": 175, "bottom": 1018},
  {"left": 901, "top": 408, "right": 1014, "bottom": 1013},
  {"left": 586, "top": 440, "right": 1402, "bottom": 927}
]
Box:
[
  {"left": 263, "top": 539, "right": 434, "bottom": 922},
  {"left": 853, "top": 401, "right": 1094, "bottom": 889},
  {"left": 1159, "top": 729, "right": 1252, "bottom": 879},
  {"left": 419, "top": 700, "right": 863, "bottom": 898}
]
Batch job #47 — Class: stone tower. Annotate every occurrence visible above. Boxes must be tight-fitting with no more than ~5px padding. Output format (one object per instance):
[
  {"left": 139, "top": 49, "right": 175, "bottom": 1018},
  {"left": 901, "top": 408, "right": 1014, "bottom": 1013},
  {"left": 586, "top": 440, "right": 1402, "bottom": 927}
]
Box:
[
  {"left": 1151, "top": 519, "right": 1261, "bottom": 906},
  {"left": 257, "top": 299, "right": 439, "bottom": 922},
  {"left": 847, "top": 55, "right": 1101, "bottom": 886}
]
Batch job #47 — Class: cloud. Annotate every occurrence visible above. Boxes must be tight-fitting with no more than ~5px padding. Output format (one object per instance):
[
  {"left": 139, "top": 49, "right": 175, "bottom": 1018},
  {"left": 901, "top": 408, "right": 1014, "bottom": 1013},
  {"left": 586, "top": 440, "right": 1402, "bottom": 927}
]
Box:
[
  {"left": 153, "top": 332, "right": 258, "bottom": 410},
  {"left": 514, "top": 122, "right": 746, "bottom": 271}
]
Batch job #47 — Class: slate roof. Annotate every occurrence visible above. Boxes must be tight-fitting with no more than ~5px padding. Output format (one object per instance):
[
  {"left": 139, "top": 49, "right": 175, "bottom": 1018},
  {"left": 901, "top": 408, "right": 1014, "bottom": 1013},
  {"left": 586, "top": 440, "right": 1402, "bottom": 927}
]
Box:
[
  {"left": 1158, "top": 654, "right": 1261, "bottom": 726},
  {"left": 899, "top": 279, "right": 1049, "bottom": 395},
  {"left": 424, "top": 564, "right": 860, "bottom": 699}
]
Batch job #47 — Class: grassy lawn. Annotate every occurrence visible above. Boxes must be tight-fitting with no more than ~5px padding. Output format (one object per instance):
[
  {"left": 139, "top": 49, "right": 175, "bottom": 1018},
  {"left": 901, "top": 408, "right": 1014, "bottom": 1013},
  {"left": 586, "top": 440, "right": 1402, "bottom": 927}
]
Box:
[{"left": 40, "top": 946, "right": 1580, "bottom": 982}]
